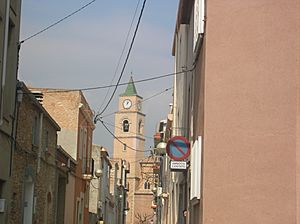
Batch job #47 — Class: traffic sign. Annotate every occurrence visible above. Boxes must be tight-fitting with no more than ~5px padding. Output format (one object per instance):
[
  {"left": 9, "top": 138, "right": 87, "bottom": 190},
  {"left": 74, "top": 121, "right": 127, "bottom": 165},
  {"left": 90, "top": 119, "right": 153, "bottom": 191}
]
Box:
[
  {"left": 166, "top": 136, "right": 190, "bottom": 161},
  {"left": 170, "top": 161, "right": 187, "bottom": 171}
]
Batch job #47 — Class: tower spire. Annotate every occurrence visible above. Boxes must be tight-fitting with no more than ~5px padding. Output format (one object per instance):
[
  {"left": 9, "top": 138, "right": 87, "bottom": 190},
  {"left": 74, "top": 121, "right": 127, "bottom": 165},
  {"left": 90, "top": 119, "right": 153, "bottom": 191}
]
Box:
[{"left": 122, "top": 76, "right": 138, "bottom": 96}]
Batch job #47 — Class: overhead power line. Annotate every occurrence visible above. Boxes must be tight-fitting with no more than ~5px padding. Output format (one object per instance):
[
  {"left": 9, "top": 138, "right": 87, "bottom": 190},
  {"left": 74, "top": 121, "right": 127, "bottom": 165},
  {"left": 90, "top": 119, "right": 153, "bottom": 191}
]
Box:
[
  {"left": 99, "top": 119, "right": 152, "bottom": 153},
  {"left": 101, "top": 120, "right": 154, "bottom": 140},
  {"left": 97, "top": 0, "right": 142, "bottom": 114},
  {"left": 100, "top": 87, "right": 173, "bottom": 119},
  {"left": 20, "top": 0, "right": 97, "bottom": 44},
  {"left": 97, "top": 0, "right": 148, "bottom": 117},
  {"left": 36, "top": 70, "right": 190, "bottom": 94}
]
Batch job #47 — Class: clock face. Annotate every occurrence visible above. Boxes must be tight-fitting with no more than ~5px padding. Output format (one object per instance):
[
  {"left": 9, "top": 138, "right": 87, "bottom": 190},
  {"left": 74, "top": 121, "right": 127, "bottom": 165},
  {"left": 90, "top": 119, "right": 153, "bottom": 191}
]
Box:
[{"left": 123, "top": 99, "right": 132, "bottom": 109}]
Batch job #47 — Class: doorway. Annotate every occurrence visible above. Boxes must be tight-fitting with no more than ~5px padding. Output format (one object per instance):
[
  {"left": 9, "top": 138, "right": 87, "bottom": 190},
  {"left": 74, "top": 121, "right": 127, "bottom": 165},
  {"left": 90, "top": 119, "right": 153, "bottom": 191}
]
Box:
[{"left": 23, "top": 176, "right": 34, "bottom": 224}]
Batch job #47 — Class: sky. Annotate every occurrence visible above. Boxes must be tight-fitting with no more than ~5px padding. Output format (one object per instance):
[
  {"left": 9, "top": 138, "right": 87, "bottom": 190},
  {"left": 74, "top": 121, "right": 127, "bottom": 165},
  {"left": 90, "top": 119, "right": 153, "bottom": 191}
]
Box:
[{"left": 19, "top": 0, "right": 179, "bottom": 155}]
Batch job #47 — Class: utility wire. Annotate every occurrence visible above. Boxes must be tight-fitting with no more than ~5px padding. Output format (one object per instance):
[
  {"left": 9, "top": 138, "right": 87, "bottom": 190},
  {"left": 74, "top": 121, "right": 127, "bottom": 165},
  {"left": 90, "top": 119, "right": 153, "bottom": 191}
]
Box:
[
  {"left": 110, "top": 155, "right": 153, "bottom": 164},
  {"left": 96, "top": 0, "right": 148, "bottom": 118},
  {"left": 33, "top": 70, "right": 189, "bottom": 94},
  {"left": 99, "top": 119, "right": 152, "bottom": 153},
  {"left": 20, "top": 0, "right": 97, "bottom": 44},
  {"left": 102, "top": 120, "right": 154, "bottom": 140},
  {"left": 101, "top": 87, "right": 173, "bottom": 119},
  {"left": 97, "top": 0, "right": 142, "bottom": 114}
]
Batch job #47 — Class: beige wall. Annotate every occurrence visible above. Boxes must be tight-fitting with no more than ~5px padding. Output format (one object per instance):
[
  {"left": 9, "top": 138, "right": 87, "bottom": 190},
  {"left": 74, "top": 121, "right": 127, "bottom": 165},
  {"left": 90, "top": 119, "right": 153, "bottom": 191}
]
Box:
[
  {"left": 197, "top": 0, "right": 300, "bottom": 223},
  {"left": 134, "top": 193, "right": 154, "bottom": 224},
  {"left": 114, "top": 95, "right": 145, "bottom": 177},
  {"left": 33, "top": 90, "right": 81, "bottom": 159}
]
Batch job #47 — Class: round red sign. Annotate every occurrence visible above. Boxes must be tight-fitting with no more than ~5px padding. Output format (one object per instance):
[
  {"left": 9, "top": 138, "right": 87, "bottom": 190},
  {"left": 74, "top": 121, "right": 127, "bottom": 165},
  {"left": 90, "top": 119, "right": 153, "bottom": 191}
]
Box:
[{"left": 166, "top": 136, "right": 190, "bottom": 161}]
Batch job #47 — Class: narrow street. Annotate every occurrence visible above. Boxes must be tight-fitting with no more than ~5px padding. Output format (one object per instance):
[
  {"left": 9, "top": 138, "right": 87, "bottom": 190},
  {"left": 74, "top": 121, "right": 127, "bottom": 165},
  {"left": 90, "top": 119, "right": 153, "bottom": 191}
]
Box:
[{"left": 1, "top": 0, "right": 300, "bottom": 224}]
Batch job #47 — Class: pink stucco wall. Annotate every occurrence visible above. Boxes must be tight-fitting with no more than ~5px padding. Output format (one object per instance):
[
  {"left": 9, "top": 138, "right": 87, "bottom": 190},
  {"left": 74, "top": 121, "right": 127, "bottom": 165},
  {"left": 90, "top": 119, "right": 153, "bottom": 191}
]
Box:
[{"left": 196, "top": 0, "right": 300, "bottom": 223}]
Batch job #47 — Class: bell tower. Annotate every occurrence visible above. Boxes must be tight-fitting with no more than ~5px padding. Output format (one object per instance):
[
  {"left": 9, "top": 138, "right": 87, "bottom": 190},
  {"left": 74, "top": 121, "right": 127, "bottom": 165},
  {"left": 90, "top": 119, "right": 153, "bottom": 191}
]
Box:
[
  {"left": 113, "top": 76, "right": 145, "bottom": 180},
  {"left": 113, "top": 77, "right": 146, "bottom": 223}
]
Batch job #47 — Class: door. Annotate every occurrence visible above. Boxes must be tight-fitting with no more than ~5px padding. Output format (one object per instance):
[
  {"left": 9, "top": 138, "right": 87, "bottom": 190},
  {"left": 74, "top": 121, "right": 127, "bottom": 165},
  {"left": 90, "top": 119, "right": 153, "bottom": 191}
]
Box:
[{"left": 23, "top": 177, "right": 34, "bottom": 224}]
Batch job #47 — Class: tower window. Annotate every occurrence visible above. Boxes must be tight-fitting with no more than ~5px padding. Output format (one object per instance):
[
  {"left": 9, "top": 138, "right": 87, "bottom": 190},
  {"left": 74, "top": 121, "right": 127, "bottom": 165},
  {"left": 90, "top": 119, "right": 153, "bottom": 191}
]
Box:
[
  {"left": 138, "top": 120, "right": 142, "bottom": 134},
  {"left": 123, "top": 120, "right": 129, "bottom": 132},
  {"left": 144, "top": 181, "right": 151, "bottom": 189}
]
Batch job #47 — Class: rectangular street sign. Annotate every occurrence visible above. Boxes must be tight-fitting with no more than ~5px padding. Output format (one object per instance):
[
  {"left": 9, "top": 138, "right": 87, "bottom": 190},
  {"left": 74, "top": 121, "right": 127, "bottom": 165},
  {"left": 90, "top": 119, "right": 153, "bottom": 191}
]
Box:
[{"left": 170, "top": 161, "right": 187, "bottom": 171}]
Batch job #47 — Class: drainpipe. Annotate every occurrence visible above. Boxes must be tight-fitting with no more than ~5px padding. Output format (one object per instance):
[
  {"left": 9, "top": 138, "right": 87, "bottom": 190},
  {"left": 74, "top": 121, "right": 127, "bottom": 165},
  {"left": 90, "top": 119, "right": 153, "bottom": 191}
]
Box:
[
  {"left": 0, "top": 0, "right": 10, "bottom": 125},
  {"left": 9, "top": 86, "right": 22, "bottom": 176}
]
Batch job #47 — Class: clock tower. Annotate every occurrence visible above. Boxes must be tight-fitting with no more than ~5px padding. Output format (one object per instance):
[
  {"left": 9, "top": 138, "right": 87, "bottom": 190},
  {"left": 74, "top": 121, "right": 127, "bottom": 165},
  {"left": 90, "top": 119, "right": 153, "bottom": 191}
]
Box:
[{"left": 113, "top": 77, "right": 146, "bottom": 223}]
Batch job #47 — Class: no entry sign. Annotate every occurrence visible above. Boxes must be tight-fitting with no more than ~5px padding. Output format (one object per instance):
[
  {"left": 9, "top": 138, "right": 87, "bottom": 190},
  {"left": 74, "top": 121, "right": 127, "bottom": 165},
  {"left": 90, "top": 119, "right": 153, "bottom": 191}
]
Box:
[{"left": 166, "top": 136, "right": 190, "bottom": 161}]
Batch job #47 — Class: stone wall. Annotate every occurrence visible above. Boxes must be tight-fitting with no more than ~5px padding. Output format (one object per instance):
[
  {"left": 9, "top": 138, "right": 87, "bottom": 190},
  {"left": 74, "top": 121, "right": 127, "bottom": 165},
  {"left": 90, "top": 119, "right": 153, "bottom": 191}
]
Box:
[{"left": 9, "top": 85, "right": 60, "bottom": 224}]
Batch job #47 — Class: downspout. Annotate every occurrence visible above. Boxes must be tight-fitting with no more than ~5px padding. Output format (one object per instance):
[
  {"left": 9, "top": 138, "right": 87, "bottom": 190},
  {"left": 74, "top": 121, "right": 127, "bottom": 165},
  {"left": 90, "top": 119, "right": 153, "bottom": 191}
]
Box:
[
  {"left": 0, "top": 0, "right": 10, "bottom": 125},
  {"left": 10, "top": 86, "right": 22, "bottom": 176}
]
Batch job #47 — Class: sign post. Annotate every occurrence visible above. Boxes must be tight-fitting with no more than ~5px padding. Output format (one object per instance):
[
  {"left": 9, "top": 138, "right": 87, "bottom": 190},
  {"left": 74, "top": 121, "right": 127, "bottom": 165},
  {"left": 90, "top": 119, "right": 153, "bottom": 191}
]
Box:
[
  {"left": 166, "top": 136, "right": 190, "bottom": 171},
  {"left": 166, "top": 136, "right": 190, "bottom": 161}
]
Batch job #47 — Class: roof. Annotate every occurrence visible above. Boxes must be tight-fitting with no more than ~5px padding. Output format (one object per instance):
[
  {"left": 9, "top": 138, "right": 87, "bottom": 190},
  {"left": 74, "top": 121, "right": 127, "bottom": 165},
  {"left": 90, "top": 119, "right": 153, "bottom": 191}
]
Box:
[{"left": 121, "top": 76, "right": 138, "bottom": 96}]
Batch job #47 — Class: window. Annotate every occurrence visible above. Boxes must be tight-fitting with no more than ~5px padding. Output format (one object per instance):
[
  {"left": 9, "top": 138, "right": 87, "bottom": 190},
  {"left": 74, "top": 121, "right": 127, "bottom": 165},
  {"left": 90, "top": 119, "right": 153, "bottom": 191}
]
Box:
[
  {"left": 0, "top": 17, "right": 15, "bottom": 125},
  {"left": 83, "top": 129, "right": 87, "bottom": 158},
  {"left": 159, "top": 121, "right": 164, "bottom": 132},
  {"left": 82, "top": 128, "right": 87, "bottom": 174},
  {"left": 32, "top": 116, "right": 39, "bottom": 146},
  {"left": 87, "top": 136, "right": 91, "bottom": 173},
  {"left": 45, "top": 131, "right": 49, "bottom": 151},
  {"left": 79, "top": 128, "right": 83, "bottom": 159},
  {"left": 123, "top": 120, "right": 129, "bottom": 132},
  {"left": 90, "top": 158, "right": 94, "bottom": 176},
  {"left": 0, "top": 179, "right": 4, "bottom": 197},
  {"left": 144, "top": 181, "right": 151, "bottom": 190},
  {"left": 193, "top": 0, "right": 205, "bottom": 51},
  {"left": 138, "top": 120, "right": 143, "bottom": 134}
]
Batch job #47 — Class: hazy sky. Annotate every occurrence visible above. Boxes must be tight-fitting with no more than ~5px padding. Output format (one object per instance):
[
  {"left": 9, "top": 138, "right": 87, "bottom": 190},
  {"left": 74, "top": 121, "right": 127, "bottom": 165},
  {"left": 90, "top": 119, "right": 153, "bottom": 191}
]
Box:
[{"left": 19, "top": 0, "right": 179, "bottom": 154}]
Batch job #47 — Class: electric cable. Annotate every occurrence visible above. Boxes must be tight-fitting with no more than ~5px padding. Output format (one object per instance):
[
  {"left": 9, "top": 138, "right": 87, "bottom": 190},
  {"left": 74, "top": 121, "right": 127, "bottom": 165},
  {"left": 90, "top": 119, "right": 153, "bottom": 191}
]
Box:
[
  {"left": 97, "top": 0, "right": 142, "bottom": 113},
  {"left": 101, "top": 120, "right": 154, "bottom": 140},
  {"left": 20, "top": 0, "right": 97, "bottom": 44},
  {"left": 96, "top": 0, "right": 148, "bottom": 118},
  {"left": 30, "top": 70, "right": 187, "bottom": 94},
  {"left": 111, "top": 154, "right": 153, "bottom": 164},
  {"left": 100, "top": 87, "right": 173, "bottom": 119},
  {"left": 99, "top": 119, "right": 152, "bottom": 153}
]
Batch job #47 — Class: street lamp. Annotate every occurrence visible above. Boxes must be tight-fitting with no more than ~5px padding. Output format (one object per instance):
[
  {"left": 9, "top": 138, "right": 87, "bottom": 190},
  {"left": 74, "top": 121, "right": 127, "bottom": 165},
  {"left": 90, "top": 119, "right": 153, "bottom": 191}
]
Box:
[
  {"left": 154, "top": 142, "right": 167, "bottom": 155},
  {"left": 95, "top": 169, "right": 103, "bottom": 221},
  {"left": 95, "top": 169, "right": 103, "bottom": 178}
]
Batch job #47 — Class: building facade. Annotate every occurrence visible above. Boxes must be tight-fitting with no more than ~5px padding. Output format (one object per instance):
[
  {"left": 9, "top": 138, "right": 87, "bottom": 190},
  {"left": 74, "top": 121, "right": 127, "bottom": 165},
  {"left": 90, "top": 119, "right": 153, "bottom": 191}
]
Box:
[
  {"left": 134, "top": 157, "right": 158, "bottom": 224},
  {"left": 9, "top": 83, "right": 61, "bottom": 224},
  {"left": 31, "top": 88, "right": 95, "bottom": 224},
  {"left": 170, "top": 0, "right": 300, "bottom": 223},
  {"left": 89, "top": 145, "right": 114, "bottom": 224},
  {"left": 56, "top": 145, "right": 77, "bottom": 224},
  {"left": 0, "top": 0, "right": 22, "bottom": 223}
]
